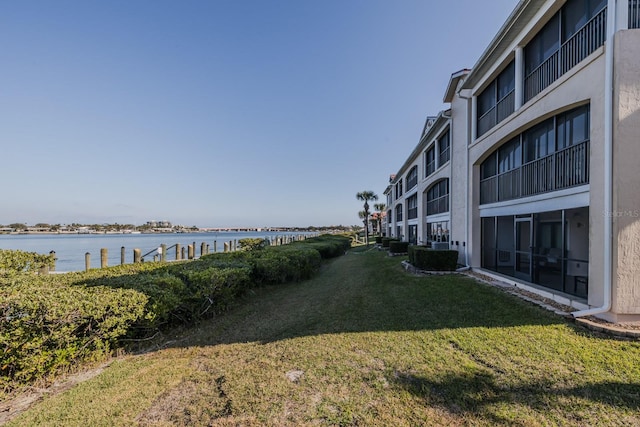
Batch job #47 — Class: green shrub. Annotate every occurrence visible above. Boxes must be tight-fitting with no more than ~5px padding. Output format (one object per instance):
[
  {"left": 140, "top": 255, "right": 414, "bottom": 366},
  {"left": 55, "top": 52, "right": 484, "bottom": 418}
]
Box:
[
  {"left": 293, "top": 235, "right": 351, "bottom": 258},
  {"left": 381, "top": 238, "right": 399, "bottom": 248},
  {"left": 238, "top": 238, "right": 268, "bottom": 251},
  {"left": 0, "top": 275, "right": 147, "bottom": 390},
  {"left": 182, "top": 266, "right": 252, "bottom": 316},
  {"left": 408, "top": 246, "right": 459, "bottom": 271},
  {"left": 0, "top": 249, "right": 56, "bottom": 275},
  {"left": 375, "top": 236, "right": 383, "bottom": 244},
  {"left": 389, "top": 241, "right": 410, "bottom": 254}
]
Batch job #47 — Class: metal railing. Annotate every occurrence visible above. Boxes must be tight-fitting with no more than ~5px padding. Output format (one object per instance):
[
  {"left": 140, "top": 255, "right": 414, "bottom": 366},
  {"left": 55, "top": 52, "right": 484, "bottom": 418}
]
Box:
[
  {"left": 480, "top": 140, "right": 589, "bottom": 204},
  {"left": 525, "top": 8, "right": 606, "bottom": 102}
]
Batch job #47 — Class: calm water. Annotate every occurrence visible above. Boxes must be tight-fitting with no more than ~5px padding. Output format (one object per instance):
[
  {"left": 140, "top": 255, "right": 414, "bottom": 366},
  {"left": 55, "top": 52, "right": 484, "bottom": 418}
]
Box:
[{"left": 0, "top": 232, "right": 309, "bottom": 272}]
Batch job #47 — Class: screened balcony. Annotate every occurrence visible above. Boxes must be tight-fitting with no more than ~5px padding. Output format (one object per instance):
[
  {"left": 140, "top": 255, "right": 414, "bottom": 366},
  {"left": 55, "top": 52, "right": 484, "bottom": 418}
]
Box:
[
  {"left": 480, "top": 140, "right": 589, "bottom": 204},
  {"left": 524, "top": 6, "right": 606, "bottom": 102}
]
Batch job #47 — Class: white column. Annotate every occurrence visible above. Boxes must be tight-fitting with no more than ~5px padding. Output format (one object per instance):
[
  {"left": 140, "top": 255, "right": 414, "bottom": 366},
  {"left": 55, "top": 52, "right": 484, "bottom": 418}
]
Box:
[
  {"left": 617, "top": 0, "right": 629, "bottom": 30},
  {"left": 471, "top": 96, "right": 477, "bottom": 142},
  {"left": 515, "top": 46, "right": 524, "bottom": 110}
]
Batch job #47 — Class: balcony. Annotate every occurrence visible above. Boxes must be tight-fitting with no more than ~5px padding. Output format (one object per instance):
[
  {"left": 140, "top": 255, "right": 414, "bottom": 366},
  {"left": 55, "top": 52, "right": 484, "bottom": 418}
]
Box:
[
  {"left": 480, "top": 140, "right": 589, "bottom": 205},
  {"left": 525, "top": 8, "right": 606, "bottom": 102}
]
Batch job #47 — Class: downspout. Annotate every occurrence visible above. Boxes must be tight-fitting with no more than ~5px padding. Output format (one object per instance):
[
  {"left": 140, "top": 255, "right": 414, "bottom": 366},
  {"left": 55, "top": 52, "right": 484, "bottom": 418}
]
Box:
[{"left": 573, "top": 0, "right": 616, "bottom": 318}]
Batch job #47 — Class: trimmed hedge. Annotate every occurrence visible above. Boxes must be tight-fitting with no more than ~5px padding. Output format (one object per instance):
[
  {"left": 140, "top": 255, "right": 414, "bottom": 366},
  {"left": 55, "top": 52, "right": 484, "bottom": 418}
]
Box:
[
  {"left": 381, "top": 237, "right": 399, "bottom": 248},
  {"left": 408, "top": 246, "right": 459, "bottom": 271},
  {"left": 375, "top": 236, "right": 383, "bottom": 244},
  {"left": 0, "top": 234, "right": 351, "bottom": 394},
  {"left": 389, "top": 241, "right": 410, "bottom": 254}
]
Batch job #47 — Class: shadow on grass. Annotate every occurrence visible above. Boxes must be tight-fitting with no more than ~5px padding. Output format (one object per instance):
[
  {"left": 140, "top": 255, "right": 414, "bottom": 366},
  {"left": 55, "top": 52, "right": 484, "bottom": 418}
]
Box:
[
  {"left": 144, "top": 251, "right": 572, "bottom": 349},
  {"left": 73, "top": 249, "right": 575, "bottom": 350},
  {"left": 394, "top": 370, "right": 640, "bottom": 424}
]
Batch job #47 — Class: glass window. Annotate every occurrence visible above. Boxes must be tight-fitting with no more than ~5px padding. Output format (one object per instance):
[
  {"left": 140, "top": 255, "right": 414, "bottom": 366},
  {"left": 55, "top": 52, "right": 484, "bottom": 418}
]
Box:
[
  {"left": 525, "top": 14, "right": 560, "bottom": 75},
  {"left": 425, "top": 147, "right": 436, "bottom": 177},
  {"left": 497, "top": 61, "right": 515, "bottom": 100},
  {"left": 498, "top": 137, "right": 522, "bottom": 173},
  {"left": 427, "top": 221, "right": 450, "bottom": 243},
  {"left": 438, "top": 130, "right": 450, "bottom": 166},
  {"left": 481, "top": 152, "right": 497, "bottom": 179},
  {"left": 427, "top": 180, "right": 449, "bottom": 215},
  {"left": 562, "top": 0, "right": 607, "bottom": 42},
  {"left": 406, "top": 166, "right": 418, "bottom": 190},
  {"left": 524, "top": 118, "right": 555, "bottom": 163},
  {"left": 407, "top": 194, "right": 418, "bottom": 219},
  {"left": 557, "top": 105, "right": 590, "bottom": 149},
  {"left": 478, "top": 81, "right": 497, "bottom": 117}
]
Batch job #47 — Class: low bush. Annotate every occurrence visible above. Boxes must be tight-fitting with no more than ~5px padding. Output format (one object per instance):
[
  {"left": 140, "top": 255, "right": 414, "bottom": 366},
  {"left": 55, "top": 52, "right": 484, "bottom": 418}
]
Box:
[
  {"left": 1, "top": 275, "right": 147, "bottom": 389},
  {"left": 389, "top": 241, "right": 410, "bottom": 254},
  {"left": 375, "top": 236, "right": 383, "bottom": 244},
  {"left": 408, "top": 246, "right": 459, "bottom": 271},
  {"left": 0, "top": 249, "right": 56, "bottom": 276},
  {"left": 381, "top": 238, "right": 399, "bottom": 248}
]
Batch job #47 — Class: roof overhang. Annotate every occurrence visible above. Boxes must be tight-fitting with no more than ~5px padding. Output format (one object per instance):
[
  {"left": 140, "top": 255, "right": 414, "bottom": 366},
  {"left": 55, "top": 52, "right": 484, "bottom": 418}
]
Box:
[{"left": 443, "top": 69, "right": 471, "bottom": 103}]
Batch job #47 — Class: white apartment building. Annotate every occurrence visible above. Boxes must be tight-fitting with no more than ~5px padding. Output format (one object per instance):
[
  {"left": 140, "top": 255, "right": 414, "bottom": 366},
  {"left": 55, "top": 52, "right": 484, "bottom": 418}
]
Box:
[{"left": 385, "top": 0, "right": 640, "bottom": 323}]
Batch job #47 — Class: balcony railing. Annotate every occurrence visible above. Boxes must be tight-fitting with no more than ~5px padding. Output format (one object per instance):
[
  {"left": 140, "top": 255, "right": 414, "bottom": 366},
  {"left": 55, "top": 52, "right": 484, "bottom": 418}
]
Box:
[
  {"left": 480, "top": 140, "right": 589, "bottom": 205},
  {"left": 631, "top": 0, "right": 640, "bottom": 28},
  {"left": 426, "top": 194, "right": 449, "bottom": 216},
  {"left": 477, "top": 90, "right": 515, "bottom": 137},
  {"left": 525, "top": 8, "right": 606, "bottom": 102}
]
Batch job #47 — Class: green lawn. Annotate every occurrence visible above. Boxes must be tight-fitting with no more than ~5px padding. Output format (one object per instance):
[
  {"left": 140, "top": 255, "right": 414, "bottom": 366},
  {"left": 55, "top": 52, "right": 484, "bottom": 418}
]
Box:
[{"left": 6, "top": 248, "right": 640, "bottom": 426}]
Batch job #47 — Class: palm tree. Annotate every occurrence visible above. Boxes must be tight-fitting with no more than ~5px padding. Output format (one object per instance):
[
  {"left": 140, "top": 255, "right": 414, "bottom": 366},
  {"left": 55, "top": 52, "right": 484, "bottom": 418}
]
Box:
[
  {"left": 373, "top": 202, "right": 387, "bottom": 237},
  {"left": 356, "top": 191, "right": 378, "bottom": 246}
]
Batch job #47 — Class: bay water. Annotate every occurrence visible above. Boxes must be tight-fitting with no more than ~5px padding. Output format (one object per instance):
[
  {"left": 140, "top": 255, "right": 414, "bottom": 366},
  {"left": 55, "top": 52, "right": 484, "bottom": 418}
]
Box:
[{"left": 0, "top": 231, "right": 308, "bottom": 272}]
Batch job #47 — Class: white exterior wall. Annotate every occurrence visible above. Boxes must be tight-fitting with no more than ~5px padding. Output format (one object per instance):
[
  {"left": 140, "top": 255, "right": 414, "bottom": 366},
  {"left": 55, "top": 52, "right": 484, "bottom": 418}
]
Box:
[
  {"left": 612, "top": 29, "right": 640, "bottom": 318},
  {"left": 450, "top": 85, "right": 471, "bottom": 265}
]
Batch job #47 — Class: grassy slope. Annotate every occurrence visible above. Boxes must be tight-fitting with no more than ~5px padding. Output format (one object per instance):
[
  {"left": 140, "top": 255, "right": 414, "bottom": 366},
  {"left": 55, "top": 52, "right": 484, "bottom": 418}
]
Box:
[{"left": 7, "top": 248, "right": 640, "bottom": 426}]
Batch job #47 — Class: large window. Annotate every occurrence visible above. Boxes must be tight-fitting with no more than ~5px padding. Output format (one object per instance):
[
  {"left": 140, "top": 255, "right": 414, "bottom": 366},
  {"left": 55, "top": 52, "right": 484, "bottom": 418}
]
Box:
[
  {"left": 426, "top": 221, "right": 450, "bottom": 244},
  {"left": 524, "top": 0, "right": 607, "bottom": 101},
  {"left": 426, "top": 179, "right": 449, "bottom": 216},
  {"left": 406, "top": 166, "right": 418, "bottom": 190},
  {"left": 395, "top": 181, "right": 403, "bottom": 198},
  {"left": 477, "top": 61, "right": 515, "bottom": 137},
  {"left": 523, "top": 119, "right": 555, "bottom": 163},
  {"left": 407, "top": 194, "right": 418, "bottom": 220},
  {"left": 395, "top": 204, "right": 403, "bottom": 222},
  {"left": 425, "top": 147, "right": 436, "bottom": 177},
  {"left": 480, "top": 105, "right": 590, "bottom": 204},
  {"left": 438, "top": 130, "right": 451, "bottom": 166}
]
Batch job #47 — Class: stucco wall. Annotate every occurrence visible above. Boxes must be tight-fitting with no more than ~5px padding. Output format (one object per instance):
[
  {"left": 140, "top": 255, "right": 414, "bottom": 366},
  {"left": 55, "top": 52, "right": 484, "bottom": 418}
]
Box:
[
  {"left": 467, "top": 47, "right": 606, "bottom": 308},
  {"left": 612, "top": 30, "right": 640, "bottom": 315},
  {"left": 450, "top": 90, "right": 470, "bottom": 264}
]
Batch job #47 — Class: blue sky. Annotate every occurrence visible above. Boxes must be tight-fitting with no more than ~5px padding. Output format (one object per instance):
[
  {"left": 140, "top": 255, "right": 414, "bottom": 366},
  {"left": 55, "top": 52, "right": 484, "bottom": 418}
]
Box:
[{"left": 1, "top": 0, "right": 518, "bottom": 228}]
